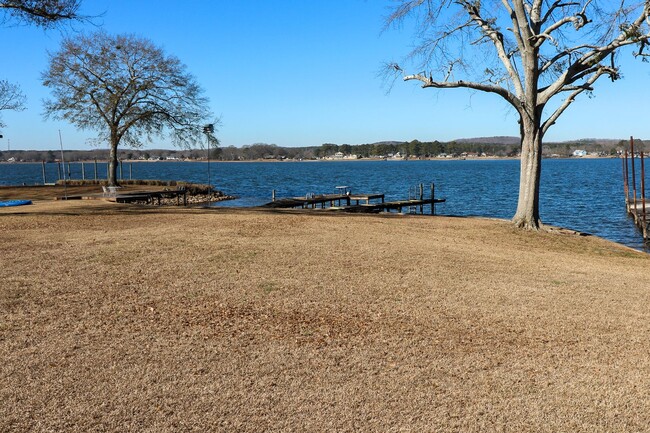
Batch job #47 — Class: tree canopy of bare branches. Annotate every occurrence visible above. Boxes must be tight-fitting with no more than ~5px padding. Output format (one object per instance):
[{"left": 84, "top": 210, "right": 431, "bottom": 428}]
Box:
[
  {"left": 1, "top": 1, "right": 87, "bottom": 132},
  {"left": 42, "top": 31, "right": 214, "bottom": 186},
  {"left": 0, "top": 80, "right": 26, "bottom": 130},
  {"left": 387, "top": 0, "right": 650, "bottom": 229}
]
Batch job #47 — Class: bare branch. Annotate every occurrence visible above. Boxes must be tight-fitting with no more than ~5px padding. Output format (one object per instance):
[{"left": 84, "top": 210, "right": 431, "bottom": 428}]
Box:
[
  {"left": 404, "top": 73, "right": 520, "bottom": 106},
  {"left": 541, "top": 66, "right": 611, "bottom": 135},
  {"left": 0, "top": 0, "right": 87, "bottom": 28}
]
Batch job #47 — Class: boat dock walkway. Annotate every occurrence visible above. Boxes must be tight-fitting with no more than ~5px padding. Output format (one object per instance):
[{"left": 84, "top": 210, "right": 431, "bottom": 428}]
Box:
[{"left": 263, "top": 184, "right": 445, "bottom": 215}]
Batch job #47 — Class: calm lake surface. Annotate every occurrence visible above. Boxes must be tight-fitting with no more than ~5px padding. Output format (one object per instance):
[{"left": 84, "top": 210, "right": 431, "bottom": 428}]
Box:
[{"left": 2, "top": 158, "right": 647, "bottom": 252}]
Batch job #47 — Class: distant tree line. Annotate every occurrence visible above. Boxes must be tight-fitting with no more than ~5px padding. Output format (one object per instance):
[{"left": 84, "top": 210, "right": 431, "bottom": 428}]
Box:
[{"left": 1, "top": 138, "right": 641, "bottom": 163}]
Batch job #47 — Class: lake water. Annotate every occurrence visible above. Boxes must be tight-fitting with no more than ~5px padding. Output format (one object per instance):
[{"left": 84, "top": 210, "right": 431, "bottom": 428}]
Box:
[{"left": 1, "top": 158, "right": 647, "bottom": 252}]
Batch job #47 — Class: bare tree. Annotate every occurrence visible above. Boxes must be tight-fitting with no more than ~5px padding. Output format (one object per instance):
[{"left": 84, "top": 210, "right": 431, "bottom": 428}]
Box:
[
  {"left": 0, "top": 80, "right": 26, "bottom": 130},
  {"left": 1, "top": 0, "right": 83, "bottom": 28},
  {"left": 42, "top": 32, "right": 214, "bottom": 186},
  {"left": 387, "top": 0, "right": 650, "bottom": 229}
]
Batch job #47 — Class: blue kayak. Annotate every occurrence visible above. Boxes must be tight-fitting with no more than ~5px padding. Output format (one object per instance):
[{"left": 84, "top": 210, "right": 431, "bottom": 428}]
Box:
[{"left": 0, "top": 200, "right": 33, "bottom": 207}]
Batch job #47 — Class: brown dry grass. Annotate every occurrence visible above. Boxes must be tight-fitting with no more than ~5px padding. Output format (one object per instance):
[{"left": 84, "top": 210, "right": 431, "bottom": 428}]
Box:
[{"left": 2, "top": 188, "right": 650, "bottom": 432}]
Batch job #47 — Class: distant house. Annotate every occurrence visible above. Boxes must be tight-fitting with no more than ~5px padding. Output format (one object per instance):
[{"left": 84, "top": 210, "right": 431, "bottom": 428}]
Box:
[
  {"left": 333, "top": 151, "right": 344, "bottom": 159},
  {"left": 572, "top": 149, "right": 587, "bottom": 157}
]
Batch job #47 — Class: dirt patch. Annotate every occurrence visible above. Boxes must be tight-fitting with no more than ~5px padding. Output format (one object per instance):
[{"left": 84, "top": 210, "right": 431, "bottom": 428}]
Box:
[{"left": 1, "top": 200, "right": 649, "bottom": 432}]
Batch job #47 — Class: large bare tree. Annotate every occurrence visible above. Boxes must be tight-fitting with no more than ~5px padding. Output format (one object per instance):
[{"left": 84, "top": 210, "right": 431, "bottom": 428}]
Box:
[
  {"left": 42, "top": 32, "right": 213, "bottom": 186},
  {"left": 388, "top": 0, "right": 650, "bottom": 229}
]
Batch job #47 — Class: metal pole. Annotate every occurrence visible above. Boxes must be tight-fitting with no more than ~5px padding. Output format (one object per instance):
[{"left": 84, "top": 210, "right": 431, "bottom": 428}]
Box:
[
  {"left": 58, "top": 130, "right": 67, "bottom": 199},
  {"left": 129, "top": 162, "right": 132, "bottom": 180},
  {"left": 272, "top": 189, "right": 276, "bottom": 202},
  {"left": 94, "top": 158, "right": 98, "bottom": 181},
  {"left": 42, "top": 161, "right": 47, "bottom": 185},
  {"left": 81, "top": 162, "right": 85, "bottom": 180}
]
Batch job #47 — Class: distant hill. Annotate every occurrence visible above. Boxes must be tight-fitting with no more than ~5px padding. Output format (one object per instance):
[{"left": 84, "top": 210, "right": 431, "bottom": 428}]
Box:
[
  {"left": 452, "top": 136, "right": 646, "bottom": 145},
  {"left": 454, "top": 136, "right": 520, "bottom": 145}
]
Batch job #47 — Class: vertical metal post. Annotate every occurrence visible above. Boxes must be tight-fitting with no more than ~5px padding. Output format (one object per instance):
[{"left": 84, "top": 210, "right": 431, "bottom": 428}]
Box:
[
  {"left": 58, "top": 130, "right": 67, "bottom": 199},
  {"left": 42, "top": 161, "right": 47, "bottom": 185},
  {"left": 272, "top": 189, "right": 276, "bottom": 202},
  {"left": 81, "top": 162, "right": 85, "bottom": 180},
  {"left": 57, "top": 161, "right": 62, "bottom": 180},
  {"left": 94, "top": 158, "right": 98, "bottom": 180},
  {"left": 129, "top": 162, "right": 133, "bottom": 180},
  {"left": 419, "top": 183, "right": 424, "bottom": 214},
  {"left": 631, "top": 136, "right": 637, "bottom": 213}
]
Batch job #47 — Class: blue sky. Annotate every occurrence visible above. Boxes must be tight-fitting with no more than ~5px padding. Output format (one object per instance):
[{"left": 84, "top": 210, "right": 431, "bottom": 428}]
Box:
[{"left": 1, "top": 0, "right": 649, "bottom": 151}]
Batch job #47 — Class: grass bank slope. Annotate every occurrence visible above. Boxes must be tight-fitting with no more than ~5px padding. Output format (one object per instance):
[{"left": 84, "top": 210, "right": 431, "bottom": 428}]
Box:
[{"left": 1, "top": 201, "right": 649, "bottom": 432}]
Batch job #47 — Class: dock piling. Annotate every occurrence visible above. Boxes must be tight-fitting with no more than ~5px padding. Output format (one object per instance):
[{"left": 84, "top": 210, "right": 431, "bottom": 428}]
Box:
[{"left": 622, "top": 137, "right": 649, "bottom": 240}]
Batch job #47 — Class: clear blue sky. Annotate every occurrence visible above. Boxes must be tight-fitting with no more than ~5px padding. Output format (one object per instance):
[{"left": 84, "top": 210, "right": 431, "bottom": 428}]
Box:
[{"left": 1, "top": 0, "right": 649, "bottom": 151}]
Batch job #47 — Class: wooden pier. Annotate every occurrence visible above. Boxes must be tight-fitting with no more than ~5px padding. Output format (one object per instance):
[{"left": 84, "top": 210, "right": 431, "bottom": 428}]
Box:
[
  {"left": 622, "top": 137, "right": 649, "bottom": 240},
  {"left": 113, "top": 188, "right": 188, "bottom": 205},
  {"left": 263, "top": 184, "right": 445, "bottom": 215}
]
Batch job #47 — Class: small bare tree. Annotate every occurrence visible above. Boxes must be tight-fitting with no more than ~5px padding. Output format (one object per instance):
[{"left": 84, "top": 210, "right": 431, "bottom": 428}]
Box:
[
  {"left": 42, "top": 32, "right": 213, "bottom": 186},
  {"left": 387, "top": 0, "right": 650, "bottom": 229}
]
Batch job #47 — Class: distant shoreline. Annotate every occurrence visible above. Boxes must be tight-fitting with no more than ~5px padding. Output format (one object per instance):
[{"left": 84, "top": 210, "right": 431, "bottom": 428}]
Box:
[{"left": 0, "top": 155, "right": 618, "bottom": 164}]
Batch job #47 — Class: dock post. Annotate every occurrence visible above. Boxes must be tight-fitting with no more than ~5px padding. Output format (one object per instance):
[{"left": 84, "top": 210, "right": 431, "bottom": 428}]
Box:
[
  {"left": 621, "top": 148, "right": 630, "bottom": 205},
  {"left": 129, "top": 162, "right": 133, "bottom": 180},
  {"left": 81, "top": 162, "right": 85, "bottom": 180},
  {"left": 42, "top": 161, "right": 47, "bottom": 185},
  {"left": 631, "top": 137, "right": 637, "bottom": 215},
  {"left": 57, "top": 161, "right": 62, "bottom": 180},
  {"left": 94, "top": 158, "right": 98, "bottom": 180},
  {"left": 430, "top": 183, "right": 435, "bottom": 215},
  {"left": 419, "top": 183, "right": 424, "bottom": 214},
  {"left": 272, "top": 189, "right": 276, "bottom": 202},
  {"left": 641, "top": 150, "right": 647, "bottom": 238}
]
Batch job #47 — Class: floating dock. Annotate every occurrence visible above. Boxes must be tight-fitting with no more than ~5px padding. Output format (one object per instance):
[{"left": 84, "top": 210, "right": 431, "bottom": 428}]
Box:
[
  {"left": 263, "top": 184, "right": 445, "bottom": 215},
  {"left": 622, "top": 137, "right": 649, "bottom": 240}
]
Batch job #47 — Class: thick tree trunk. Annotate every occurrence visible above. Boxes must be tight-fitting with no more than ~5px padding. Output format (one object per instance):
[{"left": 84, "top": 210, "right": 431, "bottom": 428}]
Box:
[
  {"left": 107, "top": 131, "right": 119, "bottom": 187},
  {"left": 512, "top": 116, "right": 543, "bottom": 229}
]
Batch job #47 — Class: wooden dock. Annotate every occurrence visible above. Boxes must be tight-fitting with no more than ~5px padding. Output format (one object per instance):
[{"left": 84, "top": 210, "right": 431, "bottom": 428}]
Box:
[
  {"left": 622, "top": 137, "right": 649, "bottom": 240},
  {"left": 113, "top": 189, "right": 188, "bottom": 205},
  {"left": 263, "top": 184, "right": 445, "bottom": 215}
]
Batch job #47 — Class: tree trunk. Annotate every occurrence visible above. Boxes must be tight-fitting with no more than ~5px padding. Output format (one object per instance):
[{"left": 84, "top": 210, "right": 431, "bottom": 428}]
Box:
[
  {"left": 107, "top": 131, "right": 119, "bottom": 187},
  {"left": 512, "top": 116, "right": 543, "bottom": 229}
]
